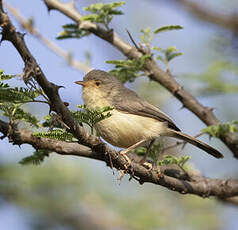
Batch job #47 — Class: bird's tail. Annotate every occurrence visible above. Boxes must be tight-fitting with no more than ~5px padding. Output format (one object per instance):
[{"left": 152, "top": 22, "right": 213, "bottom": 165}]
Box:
[{"left": 166, "top": 130, "right": 223, "bottom": 159}]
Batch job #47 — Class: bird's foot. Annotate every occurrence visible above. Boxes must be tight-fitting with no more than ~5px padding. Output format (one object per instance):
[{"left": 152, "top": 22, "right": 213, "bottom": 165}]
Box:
[
  {"left": 141, "top": 161, "right": 153, "bottom": 170},
  {"left": 139, "top": 156, "right": 153, "bottom": 170},
  {"left": 117, "top": 170, "right": 125, "bottom": 184},
  {"left": 120, "top": 150, "right": 132, "bottom": 170}
]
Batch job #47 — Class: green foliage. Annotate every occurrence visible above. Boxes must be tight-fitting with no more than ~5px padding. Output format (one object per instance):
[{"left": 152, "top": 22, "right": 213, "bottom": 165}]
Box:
[
  {"left": 135, "top": 141, "right": 163, "bottom": 164},
  {"left": 0, "top": 103, "right": 39, "bottom": 128},
  {"left": 19, "top": 149, "right": 50, "bottom": 165},
  {"left": 38, "top": 105, "right": 113, "bottom": 142},
  {"left": 0, "top": 69, "right": 13, "bottom": 81},
  {"left": 106, "top": 55, "right": 151, "bottom": 83},
  {"left": 33, "top": 129, "right": 75, "bottom": 141},
  {"left": 72, "top": 105, "right": 114, "bottom": 134},
  {"left": 0, "top": 70, "right": 46, "bottom": 127},
  {"left": 158, "top": 155, "right": 190, "bottom": 168},
  {"left": 135, "top": 141, "right": 190, "bottom": 168},
  {"left": 153, "top": 46, "right": 183, "bottom": 66},
  {"left": 0, "top": 70, "right": 12, "bottom": 89},
  {"left": 183, "top": 61, "right": 238, "bottom": 94},
  {"left": 154, "top": 25, "right": 183, "bottom": 34},
  {"left": 0, "top": 86, "right": 42, "bottom": 104},
  {"left": 140, "top": 27, "right": 153, "bottom": 45},
  {"left": 106, "top": 25, "right": 183, "bottom": 82},
  {"left": 42, "top": 114, "right": 65, "bottom": 129},
  {"left": 202, "top": 121, "right": 238, "bottom": 138},
  {"left": 13, "top": 107, "right": 39, "bottom": 127},
  {"left": 140, "top": 26, "right": 183, "bottom": 70},
  {"left": 81, "top": 1, "right": 125, "bottom": 28},
  {"left": 135, "top": 146, "right": 147, "bottom": 156},
  {"left": 57, "top": 24, "right": 90, "bottom": 40},
  {"left": 141, "top": 25, "right": 183, "bottom": 42},
  {"left": 163, "top": 46, "right": 183, "bottom": 62}
]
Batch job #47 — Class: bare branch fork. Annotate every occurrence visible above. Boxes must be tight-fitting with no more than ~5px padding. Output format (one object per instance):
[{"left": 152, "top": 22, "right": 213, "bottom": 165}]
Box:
[
  {"left": 1, "top": 1, "right": 238, "bottom": 201},
  {"left": 41, "top": 0, "right": 238, "bottom": 158}
]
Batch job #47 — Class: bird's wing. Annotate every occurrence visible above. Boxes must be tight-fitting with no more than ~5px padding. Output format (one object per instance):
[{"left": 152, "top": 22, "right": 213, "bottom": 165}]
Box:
[{"left": 112, "top": 87, "right": 180, "bottom": 131}]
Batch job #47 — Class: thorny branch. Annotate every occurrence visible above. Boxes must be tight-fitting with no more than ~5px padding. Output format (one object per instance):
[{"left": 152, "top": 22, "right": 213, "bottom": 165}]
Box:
[
  {"left": 1, "top": 1, "right": 238, "bottom": 201},
  {"left": 1, "top": 119, "right": 238, "bottom": 200}
]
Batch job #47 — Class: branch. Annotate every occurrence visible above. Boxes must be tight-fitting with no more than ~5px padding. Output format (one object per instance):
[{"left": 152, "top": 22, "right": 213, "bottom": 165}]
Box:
[
  {"left": 175, "top": 0, "right": 238, "bottom": 35},
  {"left": 3, "top": 1, "right": 91, "bottom": 73},
  {"left": 1, "top": 119, "right": 238, "bottom": 200},
  {"left": 220, "top": 196, "right": 238, "bottom": 207},
  {"left": 42, "top": 0, "right": 238, "bottom": 158}
]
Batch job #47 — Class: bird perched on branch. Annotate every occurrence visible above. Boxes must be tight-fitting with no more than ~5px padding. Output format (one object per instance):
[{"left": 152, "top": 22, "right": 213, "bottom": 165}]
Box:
[{"left": 75, "top": 69, "right": 223, "bottom": 163}]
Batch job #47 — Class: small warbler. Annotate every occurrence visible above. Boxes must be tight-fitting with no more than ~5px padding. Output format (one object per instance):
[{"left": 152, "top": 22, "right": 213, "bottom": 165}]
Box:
[{"left": 75, "top": 69, "right": 223, "bottom": 161}]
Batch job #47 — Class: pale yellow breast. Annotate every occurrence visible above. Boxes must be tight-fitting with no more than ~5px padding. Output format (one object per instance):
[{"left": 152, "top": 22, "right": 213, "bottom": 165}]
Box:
[{"left": 95, "top": 110, "right": 167, "bottom": 148}]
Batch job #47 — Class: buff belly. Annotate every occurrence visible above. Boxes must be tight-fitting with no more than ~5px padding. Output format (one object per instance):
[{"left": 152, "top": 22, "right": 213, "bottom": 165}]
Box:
[
  {"left": 95, "top": 110, "right": 167, "bottom": 148},
  {"left": 82, "top": 87, "right": 167, "bottom": 148}
]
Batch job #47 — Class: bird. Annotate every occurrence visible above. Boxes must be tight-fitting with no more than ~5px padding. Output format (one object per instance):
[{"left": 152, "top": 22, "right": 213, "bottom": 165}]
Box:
[{"left": 75, "top": 69, "right": 223, "bottom": 162}]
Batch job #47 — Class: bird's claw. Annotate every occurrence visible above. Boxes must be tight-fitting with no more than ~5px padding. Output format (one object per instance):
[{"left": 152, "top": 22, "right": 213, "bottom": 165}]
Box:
[
  {"left": 120, "top": 150, "right": 132, "bottom": 170},
  {"left": 142, "top": 162, "right": 153, "bottom": 170}
]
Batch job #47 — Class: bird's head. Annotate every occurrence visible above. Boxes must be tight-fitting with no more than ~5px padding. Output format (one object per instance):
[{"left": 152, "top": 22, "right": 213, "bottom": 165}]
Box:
[{"left": 75, "top": 69, "right": 122, "bottom": 107}]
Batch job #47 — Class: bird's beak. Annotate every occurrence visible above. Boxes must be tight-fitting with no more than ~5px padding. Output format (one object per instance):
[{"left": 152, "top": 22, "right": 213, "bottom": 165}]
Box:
[{"left": 74, "top": 80, "right": 86, "bottom": 86}]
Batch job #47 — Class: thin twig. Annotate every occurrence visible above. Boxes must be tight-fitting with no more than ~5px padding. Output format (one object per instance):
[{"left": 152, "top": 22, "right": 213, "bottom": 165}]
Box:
[
  {"left": 126, "top": 29, "right": 140, "bottom": 51},
  {"left": 4, "top": 1, "right": 92, "bottom": 73}
]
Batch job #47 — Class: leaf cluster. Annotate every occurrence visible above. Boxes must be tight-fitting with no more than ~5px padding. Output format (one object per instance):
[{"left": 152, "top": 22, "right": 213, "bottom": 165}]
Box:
[
  {"left": 33, "top": 129, "right": 75, "bottom": 141},
  {"left": 0, "top": 85, "right": 42, "bottom": 104},
  {"left": 81, "top": 1, "right": 125, "bottom": 28},
  {"left": 141, "top": 26, "right": 183, "bottom": 68},
  {"left": 0, "top": 103, "right": 39, "bottom": 128},
  {"left": 158, "top": 155, "right": 190, "bottom": 168},
  {"left": 135, "top": 140, "right": 190, "bottom": 168},
  {"left": 0, "top": 70, "right": 44, "bottom": 127},
  {"left": 202, "top": 121, "right": 238, "bottom": 138},
  {"left": 106, "top": 25, "right": 183, "bottom": 83},
  {"left": 19, "top": 149, "right": 50, "bottom": 165},
  {"left": 57, "top": 24, "right": 90, "bottom": 40},
  {"left": 153, "top": 46, "right": 183, "bottom": 65},
  {"left": 72, "top": 105, "right": 113, "bottom": 134},
  {"left": 0, "top": 69, "right": 13, "bottom": 81},
  {"left": 135, "top": 141, "right": 163, "bottom": 164},
  {"left": 106, "top": 54, "right": 151, "bottom": 83}
]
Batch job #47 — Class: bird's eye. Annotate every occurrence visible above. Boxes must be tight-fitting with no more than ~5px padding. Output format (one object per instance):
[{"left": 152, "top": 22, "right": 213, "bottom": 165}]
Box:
[{"left": 95, "top": 81, "right": 101, "bottom": 86}]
